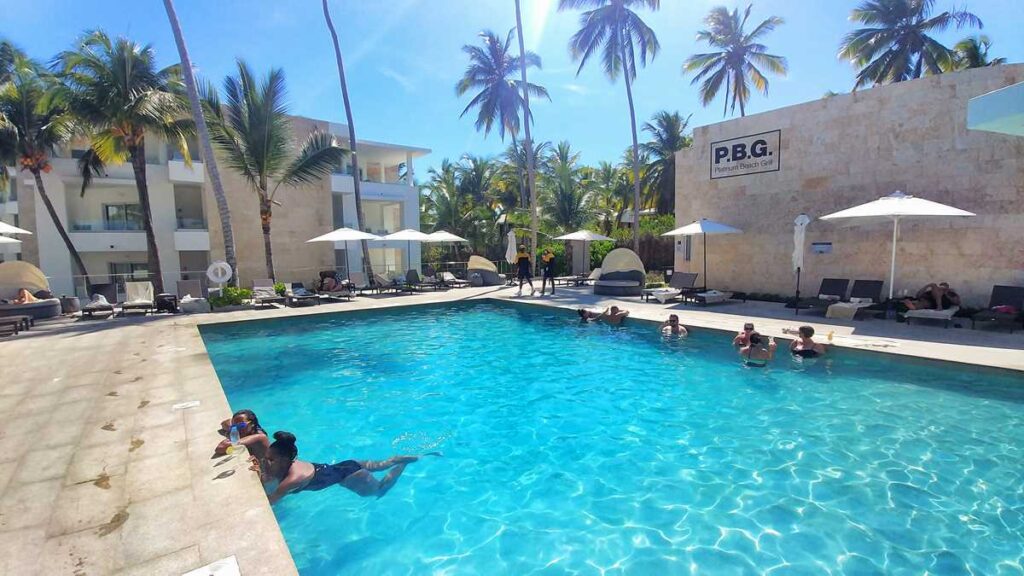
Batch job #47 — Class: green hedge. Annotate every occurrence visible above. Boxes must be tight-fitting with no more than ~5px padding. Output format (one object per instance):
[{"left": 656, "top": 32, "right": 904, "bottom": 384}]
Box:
[{"left": 210, "top": 286, "right": 253, "bottom": 308}]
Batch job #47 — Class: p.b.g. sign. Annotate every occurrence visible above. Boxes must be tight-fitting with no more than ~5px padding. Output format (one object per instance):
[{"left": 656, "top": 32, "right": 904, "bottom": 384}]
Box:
[{"left": 710, "top": 130, "right": 780, "bottom": 179}]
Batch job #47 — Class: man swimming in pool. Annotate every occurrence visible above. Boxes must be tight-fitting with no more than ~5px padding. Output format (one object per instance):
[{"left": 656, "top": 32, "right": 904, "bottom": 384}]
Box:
[
  {"left": 660, "top": 314, "right": 688, "bottom": 336},
  {"left": 783, "top": 325, "right": 827, "bottom": 357},
  {"left": 253, "top": 432, "right": 436, "bottom": 504}
]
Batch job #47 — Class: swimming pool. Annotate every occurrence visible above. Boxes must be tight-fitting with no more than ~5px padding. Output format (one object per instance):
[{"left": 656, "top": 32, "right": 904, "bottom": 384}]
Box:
[{"left": 201, "top": 301, "right": 1024, "bottom": 575}]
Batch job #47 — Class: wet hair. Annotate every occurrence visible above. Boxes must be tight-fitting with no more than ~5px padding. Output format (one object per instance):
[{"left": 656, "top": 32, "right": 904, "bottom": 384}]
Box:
[
  {"left": 798, "top": 325, "right": 815, "bottom": 338},
  {"left": 743, "top": 323, "right": 754, "bottom": 331},
  {"left": 578, "top": 308, "right": 588, "bottom": 318},
  {"left": 668, "top": 314, "right": 679, "bottom": 322},
  {"left": 269, "top": 431, "right": 298, "bottom": 462},
  {"left": 233, "top": 409, "right": 266, "bottom": 435},
  {"left": 749, "top": 332, "right": 763, "bottom": 346}
]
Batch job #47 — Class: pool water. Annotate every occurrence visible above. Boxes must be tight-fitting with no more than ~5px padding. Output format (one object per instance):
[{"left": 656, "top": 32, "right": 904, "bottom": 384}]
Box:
[{"left": 201, "top": 302, "right": 1024, "bottom": 575}]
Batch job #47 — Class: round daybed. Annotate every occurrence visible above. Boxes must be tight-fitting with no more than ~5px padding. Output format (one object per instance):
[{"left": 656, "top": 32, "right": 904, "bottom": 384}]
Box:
[
  {"left": 0, "top": 261, "right": 63, "bottom": 320},
  {"left": 593, "top": 248, "right": 645, "bottom": 297},
  {"left": 466, "top": 255, "right": 503, "bottom": 286}
]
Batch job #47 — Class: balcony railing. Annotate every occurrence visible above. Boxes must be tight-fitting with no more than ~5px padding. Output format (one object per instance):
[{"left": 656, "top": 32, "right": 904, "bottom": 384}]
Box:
[
  {"left": 176, "top": 217, "right": 207, "bottom": 230},
  {"left": 70, "top": 220, "right": 144, "bottom": 232}
]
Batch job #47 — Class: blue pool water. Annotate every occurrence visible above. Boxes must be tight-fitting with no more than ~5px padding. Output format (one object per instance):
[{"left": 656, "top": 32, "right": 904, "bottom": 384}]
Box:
[{"left": 201, "top": 302, "right": 1024, "bottom": 575}]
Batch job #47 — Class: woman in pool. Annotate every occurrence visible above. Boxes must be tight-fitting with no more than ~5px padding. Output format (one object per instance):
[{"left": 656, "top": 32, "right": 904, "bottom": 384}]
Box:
[
  {"left": 254, "top": 431, "right": 430, "bottom": 504},
  {"left": 732, "top": 322, "right": 754, "bottom": 347},
  {"left": 738, "top": 332, "right": 776, "bottom": 367},
  {"left": 784, "top": 325, "right": 827, "bottom": 358},
  {"left": 215, "top": 409, "right": 269, "bottom": 458}
]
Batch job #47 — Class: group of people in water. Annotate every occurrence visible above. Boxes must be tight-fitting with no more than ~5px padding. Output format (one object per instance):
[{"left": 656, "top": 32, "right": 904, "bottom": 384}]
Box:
[
  {"left": 577, "top": 305, "right": 829, "bottom": 367},
  {"left": 217, "top": 410, "right": 436, "bottom": 504}
]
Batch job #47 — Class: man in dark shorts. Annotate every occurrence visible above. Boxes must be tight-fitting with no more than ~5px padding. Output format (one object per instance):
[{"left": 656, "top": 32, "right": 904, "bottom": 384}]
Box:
[
  {"left": 540, "top": 248, "right": 556, "bottom": 295},
  {"left": 515, "top": 245, "right": 535, "bottom": 296}
]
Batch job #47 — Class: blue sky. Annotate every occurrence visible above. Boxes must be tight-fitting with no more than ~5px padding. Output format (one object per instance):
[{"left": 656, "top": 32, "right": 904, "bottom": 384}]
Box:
[{"left": 5, "top": 0, "right": 1023, "bottom": 174}]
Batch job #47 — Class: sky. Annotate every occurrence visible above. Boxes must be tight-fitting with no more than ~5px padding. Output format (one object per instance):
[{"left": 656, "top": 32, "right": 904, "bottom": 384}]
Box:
[{"left": 4, "top": 0, "right": 1023, "bottom": 175}]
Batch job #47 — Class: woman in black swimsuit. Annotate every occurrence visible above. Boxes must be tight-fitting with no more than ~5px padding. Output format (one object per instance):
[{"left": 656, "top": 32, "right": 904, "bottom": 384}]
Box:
[{"left": 255, "top": 432, "right": 435, "bottom": 504}]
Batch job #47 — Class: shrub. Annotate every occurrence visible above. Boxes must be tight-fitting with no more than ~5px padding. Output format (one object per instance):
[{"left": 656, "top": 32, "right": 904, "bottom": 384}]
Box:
[
  {"left": 646, "top": 271, "right": 665, "bottom": 286},
  {"left": 210, "top": 286, "right": 253, "bottom": 309},
  {"left": 273, "top": 282, "right": 286, "bottom": 296}
]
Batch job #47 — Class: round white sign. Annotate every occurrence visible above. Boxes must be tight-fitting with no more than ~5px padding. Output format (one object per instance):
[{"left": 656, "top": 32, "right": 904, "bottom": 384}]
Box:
[{"left": 206, "top": 261, "right": 233, "bottom": 284}]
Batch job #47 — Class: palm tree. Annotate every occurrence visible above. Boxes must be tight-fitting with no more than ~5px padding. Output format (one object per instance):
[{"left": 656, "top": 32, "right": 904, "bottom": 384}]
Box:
[
  {"left": 947, "top": 35, "right": 1006, "bottom": 70},
  {"left": 505, "top": 139, "right": 550, "bottom": 208},
  {"left": 456, "top": 155, "right": 496, "bottom": 206},
  {"left": 162, "top": 0, "right": 237, "bottom": 284},
  {"left": 641, "top": 110, "right": 691, "bottom": 215},
  {"left": 683, "top": 5, "right": 787, "bottom": 117},
  {"left": 541, "top": 141, "right": 591, "bottom": 232},
  {"left": 589, "top": 161, "right": 631, "bottom": 234},
  {"left": 323, "top": 0, "right": 374, "bottom": 280},
  {"left": 558, "top": 0, "right": 660, "bottom": 253},
  {"left": 202, "top": 60, "right": 345, "bottom": 280},
  {"left": 0, "top": 53, "right": 91, "bottom": 290},
  {"left": 55, "top": 31, "right": 193, "bottom": 293},
  {"left": 839, "top": 0, "right": 982, "bottom": 89}
]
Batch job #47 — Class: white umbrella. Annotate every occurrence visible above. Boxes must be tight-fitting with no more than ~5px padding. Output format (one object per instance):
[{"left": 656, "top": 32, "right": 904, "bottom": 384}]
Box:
[
  {"left": 820, "top": 191, "right": 975, "bottom": 299},
  {"left": 306, "top": 227, "right": 381, "bottom": 281},
  {"left": 0, "top": 221, "right": 31, "bottom": 235},
  {"left": 0, "top": 236, "right": 22, "bottom": 244},
  {"left": 424, "top": 231, "right": 468, "bottom": 273},
  {"left": 381, "top": 229, "right": 431, "bottom": 273},
  {"left": 554, "top": 229, "right": 613, "bottom": 274},
  {"left": 662, "top": 218, "right": 742, "bottom": 289},
  {"left": 792, "top": 214, "right": 811, "bottom": 315},
  {"left": 504, "top": 230, "right": 518, "bottom": 265}
]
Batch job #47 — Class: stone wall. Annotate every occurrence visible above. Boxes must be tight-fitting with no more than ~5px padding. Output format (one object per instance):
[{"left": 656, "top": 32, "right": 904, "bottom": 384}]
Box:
[{"left": 674, "top": 65, "right": 1024, "bottom": 306}]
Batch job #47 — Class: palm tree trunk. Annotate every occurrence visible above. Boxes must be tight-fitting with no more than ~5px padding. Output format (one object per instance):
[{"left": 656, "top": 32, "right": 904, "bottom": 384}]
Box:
[
  {"left": 162, "top": 0, "right": 237, "bottom": 285},
  {"left": 514, "top": 0, "right": 540, "bottom": 274},
  {"left": 510, "top": 132, "right": 526, "bottom": 209},
  {"left": 620, "top": 37, "right": 642, "bottom": 254},
  {"left": 128, "top": 141, "right": 164, "bottom": 293},
  {"left": 259, "top": 195, "right": 275, "bottom": 279},
  {"left": 31, "top": 170, "right": 91, "bottom": 293},
  {"left": 323, "top": 0, "right": 374, "bottom": 281}
]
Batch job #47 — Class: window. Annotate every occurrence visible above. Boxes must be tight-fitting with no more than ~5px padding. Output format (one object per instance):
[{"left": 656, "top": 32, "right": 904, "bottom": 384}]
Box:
[
  {"left": 108, "top": 262, "right": 149, "bottom": 290},
  {"left": 103, "top": 204, "right": 143, "bottom": 231}
]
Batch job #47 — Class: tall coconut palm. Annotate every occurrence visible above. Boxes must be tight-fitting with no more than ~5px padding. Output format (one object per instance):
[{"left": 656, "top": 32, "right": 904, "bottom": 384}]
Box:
[
  {"left": 202, "top": 60, "right": 345, "bottom": 280},
  {"left": 162, "top": 0, "right": 237, "bottom": 284},
  {"left": 541, "top": 141, "right": 591, "bottom": 232},
  {"left": 0, "top": 53, "right": 91, "bottom": 290},
  {"left": 641, "top": 110, "right": 691, "bottom": 215},
  {"left": 589, "top": 161, "right": 630, "bottom": 234},
  {"left": 515, "top": 0, "right": 543, "bottom": 273},
  {"left": 683, "top": 5, "right": 787, "bottom": 117},
  {"left": 456, "top": 155, "right": 497, "bottom": 206},
  {"left": 558, "top": 0, "right": 660, "bottom": 253},
  {"left": 947, "top": 35, "right": 1006, "bottom": 70},
  {"left": 505, "top": 139, "right": 550, "bottom": 208},
  {"left": 55, "top": 31, "right": 193, "bottom": 293},
  {"left": 839, "top": 0, "right": 982, "bottom": 89},
  {"left": 323, "top": 0, "right": 374, "bottom": 279}
]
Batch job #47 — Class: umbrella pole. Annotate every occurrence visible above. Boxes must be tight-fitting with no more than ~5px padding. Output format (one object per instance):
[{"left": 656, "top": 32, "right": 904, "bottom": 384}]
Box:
[
  {"left": 795, "top": 266, "right": 801, "bottom": 316},
  {"left": 889, "top": 217, "right": 899, "bottom": 301},
  {"left": 345, "top": 241, "right": 351, "bottom": 282},
  {"left": 703, "top": 232, "right": 708, "bottom": 291}
]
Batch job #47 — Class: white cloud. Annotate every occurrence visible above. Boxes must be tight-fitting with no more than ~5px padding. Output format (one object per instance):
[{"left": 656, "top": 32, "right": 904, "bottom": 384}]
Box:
[
  {"left": 380, "top": 66, "right": 415, "bottom": 92},
  {"left": 563, "top": 83, "right": 589, "bottom": 95}
]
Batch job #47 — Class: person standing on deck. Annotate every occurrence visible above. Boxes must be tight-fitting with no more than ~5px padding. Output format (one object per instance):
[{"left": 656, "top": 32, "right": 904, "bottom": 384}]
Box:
[
  {"left": 515, "top": 245, "right": 536, "bottom": 296},
  {"left": 540, "top": 248, "right": 556, "bottom": 296}
]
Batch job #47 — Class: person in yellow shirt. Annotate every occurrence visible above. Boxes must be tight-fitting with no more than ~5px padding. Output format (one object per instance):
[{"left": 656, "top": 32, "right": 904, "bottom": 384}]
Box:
[
  {"left": 514, "top": 245, "right": 535, "bottom": 296},
  {"left": 540, "top": 248, "right": 556, "bottom": 295}
]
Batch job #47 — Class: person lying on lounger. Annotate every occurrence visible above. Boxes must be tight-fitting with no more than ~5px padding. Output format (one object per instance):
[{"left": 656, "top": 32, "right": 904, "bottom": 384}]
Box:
[
  {"left": 660, "top": 314, "right": 688, "bottom": 336},
  {"left": 903, "top": 282, "right": 960, "bottom": 311},
  {"left": 215, "top": 409, "right": 269, "bottom": 458},
  {"left": 783, "top": 325, "right": 827, "bottom": 358},
  {"left": 738, "top": 332, "right": 776, "bottom": 367},
  {"left": 12, "top": 288, "right": 38, "bottom": 305},
  {"left": 733, "top": 322, "right": 754, "bottom": 347},
  {"left": 252, "top": 431, "right": 437, "bottom": 504}
]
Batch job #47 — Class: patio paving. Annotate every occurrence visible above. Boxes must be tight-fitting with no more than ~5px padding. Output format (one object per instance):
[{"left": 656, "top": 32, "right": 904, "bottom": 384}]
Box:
[{"left": 0, "top": 284, "right": 1019, "bottom": 575}]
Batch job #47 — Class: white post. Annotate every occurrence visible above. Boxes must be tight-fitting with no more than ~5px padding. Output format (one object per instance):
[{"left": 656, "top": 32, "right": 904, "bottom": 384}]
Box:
[
  {"left": 889, "top": 216, "right": 899, "bottom": 300},
  {"left": 406, "top": 152, "right": 414, "bottom": 188}
]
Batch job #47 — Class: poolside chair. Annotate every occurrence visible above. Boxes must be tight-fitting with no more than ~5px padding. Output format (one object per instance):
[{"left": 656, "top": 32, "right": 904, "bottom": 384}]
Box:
[
  {"left": 373, "top": 273, "right": 405, "bottom": 294},
  {"left": 120, "top": 281, "right": 155, "bottom": 315},
  {"left": 81, "top": 283, "right": 117, "bottom": 318},
  {"left": 315, "top": 272, "right": 354, "bottom": 301},
  {"left": 643, "top": 272, "right": 699, "bottom": 303},
  {"left": 440, "top": 271, "right": 470, "bottom": 288},
  {"left": 286, "top": 282, "right": 321, "bottom": 307},
  {"left": 593, "top": 249, "right": 645, "bottom": 297},
  {"left": 904, "top": 305, "right": 960, "bottom": 328},
  {"left": 971, "top": 285, "right": 1024, "bottom": 333},
  {"left": 405, "top": 269, "right": 441, "bottom": 291},
  {"left": 825, "top": 280, "right": 884, "bottom": 320},
  {"left": 580, "top": 268, "right": 601, "bottom": 285},
  {"left": 795, "top": 278, "right": 850, "bottom": 312},
  {"left": 252, "top": 279, "right": 285, "bottom": 308}
]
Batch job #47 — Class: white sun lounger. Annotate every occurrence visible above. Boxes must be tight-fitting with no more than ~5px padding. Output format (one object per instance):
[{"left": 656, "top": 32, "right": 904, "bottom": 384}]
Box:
[
  {"left": 905, "top": 306, "right": 960, "bottom": 328},
  {"left": 121, "top": 281, "right": 155, "bottom": 315}
]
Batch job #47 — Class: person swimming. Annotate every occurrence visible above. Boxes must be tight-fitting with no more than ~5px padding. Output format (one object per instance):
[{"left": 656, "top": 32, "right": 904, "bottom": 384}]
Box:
[
  {"left": 732, "top": 322, "right": 754, "bottom": 347},
  {"left": 784, "top": 325, "right": 827, "bottom": 358},
  {"left": 577, "top": 306, "right": 629, "bottom": 325},
  {"left": 215, "top": 409, "right": 269, "bottom": 458},
  {"left": 738, "top": 332, "right": 776, "bottom": 367},
  {"left": 253, "top": 431, "right": 436, "bottom": 504},
  {"left": 660, "top": 314, "right": 688, "bottom": 336}
]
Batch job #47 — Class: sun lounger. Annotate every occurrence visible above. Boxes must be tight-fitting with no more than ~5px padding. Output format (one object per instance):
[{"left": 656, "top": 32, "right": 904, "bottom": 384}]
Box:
[
  {"left": 684, "top": 289, "right": 734, "bottom": 306},
  {"left": 643, "top": 272, "right": 699, "bottom": 303},
  {"left": 796, "top": 278, "right": 850, "bottom": 312},
  {"left": 120, "top": 281, "right": 155, "bottom": 315},
  {"left": 826, "top": 280, "right": 884, "bottom": 320},
  {"left": 971, "top": 285, "right": 1024, "bottom": 332},
  {"left": 593, "top": 249, "right": 645, "bottom": 297},
  {"left": 286, "top": 283, "right": 321, "bottom": 306},
  {"left": 406, "top": 269, "right": 442, "bottom": 291},
  {"left": 904, "top": 306, "right": 960, "bottom": 328},
  {"left": 81, "top": 283, "right": 117, "bottom": 317},
  {"left": 440, "top": 271, "right": 470, "bottom": 288},
  {"left": 252, "top": 279, "right": 285, "bottom": 308},
  {"left": 0, "top": 317, "right": 20, "bottom": 336},
  {"left": 0, "top": 314, "right": 31, "bottom": 333}
]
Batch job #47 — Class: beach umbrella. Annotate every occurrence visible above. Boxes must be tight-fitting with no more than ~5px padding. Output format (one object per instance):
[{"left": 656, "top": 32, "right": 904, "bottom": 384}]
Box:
[
  {"left": 792, "top": 214, "right": 811, "bottom": 315},
  {"left": 424, "top": 231, "right": 468, "bottom": 272},
  {"left": 0, "top": 221, "right": 31, "bottom": 235},
  {"left": 662, "top": 218, "right": 742, "bottom": 290},
  {"left": 0, "top": 236, "right": 22, "bottom": 244},
  {"left": 504, "top": 230, "right": 518, "bottom": 265},
  {"left": 381, "top": 229, "right": 431, "bottom": 273},
  {"left": 306, "top": 227, "right": 381, "bottom": 281},
  {"left": 819, "top": 191, "right": 975, "bottom": 300},
  {"left": 554, "top": 229, "right": 613, "bottom": 274}
]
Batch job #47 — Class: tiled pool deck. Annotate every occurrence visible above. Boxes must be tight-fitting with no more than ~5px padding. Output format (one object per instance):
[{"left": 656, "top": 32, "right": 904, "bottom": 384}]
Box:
[{"left": 1, "top": 285, "right": 1021, "bottom": 575}]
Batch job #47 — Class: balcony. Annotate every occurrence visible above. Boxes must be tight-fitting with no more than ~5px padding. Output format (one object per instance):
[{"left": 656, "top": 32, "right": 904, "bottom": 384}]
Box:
[
  {"left": 174, "top": 229, "right": 210, "bottom": 251},
  {"left": 168, "top": 160, "right": 205, "bottom": 184}
]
